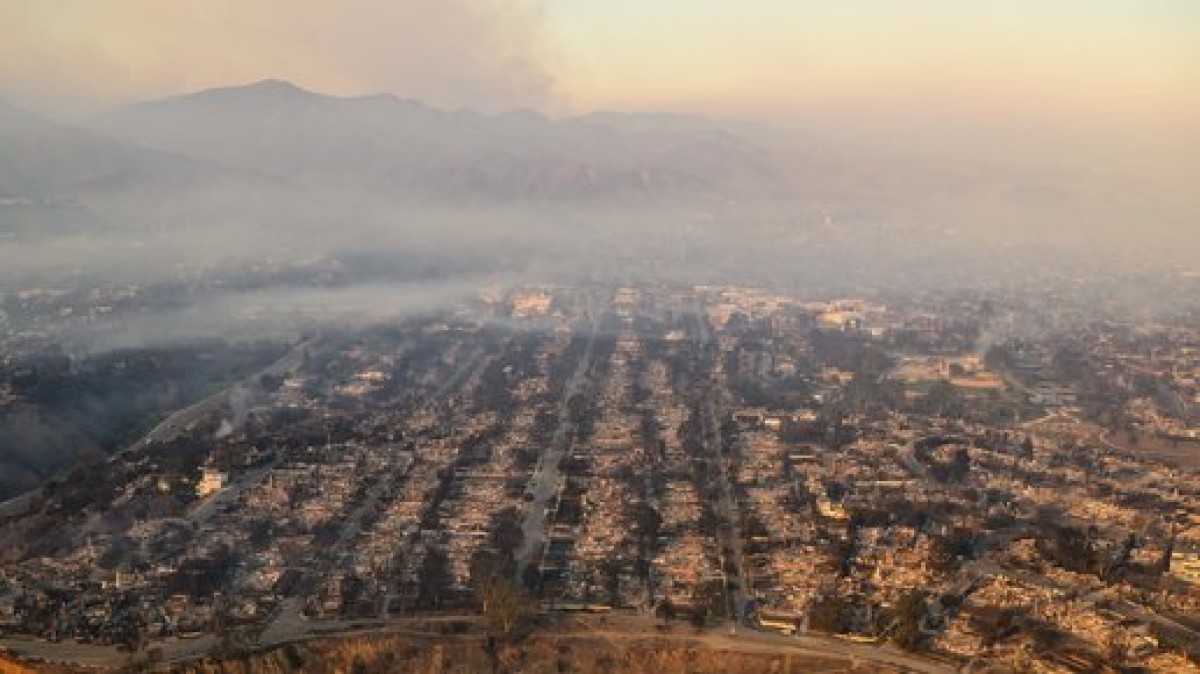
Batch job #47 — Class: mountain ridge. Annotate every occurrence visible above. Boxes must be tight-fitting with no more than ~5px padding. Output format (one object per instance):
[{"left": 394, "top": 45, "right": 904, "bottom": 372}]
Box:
[{"left": 88, "top": 80, "right": 782, "bottom": 202}]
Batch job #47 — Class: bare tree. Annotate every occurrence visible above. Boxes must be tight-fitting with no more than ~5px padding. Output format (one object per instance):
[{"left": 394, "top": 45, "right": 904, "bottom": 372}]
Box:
[{"left": 482, "top": 578, "right": 529, "bottom": 638}]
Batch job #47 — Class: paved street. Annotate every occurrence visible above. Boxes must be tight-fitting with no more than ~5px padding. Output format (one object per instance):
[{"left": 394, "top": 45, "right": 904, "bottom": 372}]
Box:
[{"left": 517, "top": 294, "right": 597, "bottom": 571}]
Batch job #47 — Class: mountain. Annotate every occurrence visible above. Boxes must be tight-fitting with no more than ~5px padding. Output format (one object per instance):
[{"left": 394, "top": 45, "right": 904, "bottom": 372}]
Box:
[
  {"left": 90, "top": 80, "right": 781, "bottom": 201},
  {"left": 0, "top": 97, "right": 310, "bottom": 237},
  {"left": 6, "top": 80, "right": 1194, "bottom": 256},
  {"left": 0, "top": 100, "right": 236, "bottom": 200}
]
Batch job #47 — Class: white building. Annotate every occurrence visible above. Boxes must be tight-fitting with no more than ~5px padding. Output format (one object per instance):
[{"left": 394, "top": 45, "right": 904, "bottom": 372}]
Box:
[{"left": 196, "top": 466, "right": 228, "bottom": 498}]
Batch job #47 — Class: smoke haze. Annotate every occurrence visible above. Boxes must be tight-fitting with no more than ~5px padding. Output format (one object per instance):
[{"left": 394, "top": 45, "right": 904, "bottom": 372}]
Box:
[
  {"left": 1, "top": 2, "right": 1197, "bottom": 353},
  {"left": 0, "top": 0, "right": 557, "bottom": 113}
]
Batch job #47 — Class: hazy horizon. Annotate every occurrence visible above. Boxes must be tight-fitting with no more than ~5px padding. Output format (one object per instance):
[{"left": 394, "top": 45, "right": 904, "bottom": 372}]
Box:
[
  {"left": 1, "top": 0, "right": 1197, "bottom": 340},
  {"left": 2, "top": 1, "right": 1197, "bottom": 173}
]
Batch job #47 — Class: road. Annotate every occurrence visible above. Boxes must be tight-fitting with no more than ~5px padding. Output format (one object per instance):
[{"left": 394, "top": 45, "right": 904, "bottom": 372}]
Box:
[
  {"left": 188, "top": 461, "right": 279, "bottom": 523},
  {"left": 517, "top": 295, "right": 597, "bottom": 571},
  {"left": 431, "top": 345, "right": 486, "bottom": 400},
  {"left": 93, "top": 340, "right": 317, "bottom": 532},
  {"left": 0, "top": 489, "right": 39, "bottom": 521},
  {"left": 0, "top": 339, "right": 316, "bottom": 521},
  {"left": 746, "top": 629, "right": 957, "bottom": 674},
  {"left": 1, "top": 612, "right": 958, "bottom": 673},
  {"left": 703, "top": 390, "right": 749, "bottom": 622},
  {"left": 687, "top": 297, "right": 749, "bottom": 623},
  {"left": 900, "top": 441, "right": 931, "bottom": 482},
  {"left": 118, "top": 336, "right": 315, "bottom": 459}
]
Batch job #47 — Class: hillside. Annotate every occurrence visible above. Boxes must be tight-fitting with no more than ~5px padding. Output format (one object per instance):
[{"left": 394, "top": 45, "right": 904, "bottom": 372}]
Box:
[
  {"left": 0, "top": 98, "right": 310, "bottom": 240},
  {"left": 0, "top": 342, "right": 285, "bottom": 505},
  {"left": 90, "top": 80, "right": 780, "bottom": 202}
]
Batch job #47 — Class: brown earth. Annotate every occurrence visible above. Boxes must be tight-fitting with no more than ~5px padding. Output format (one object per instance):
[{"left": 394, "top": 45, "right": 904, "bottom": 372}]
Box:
[
  {"left": 3, "top": 630, "right": 913, "bottom": 674},
  {"left": 170, "top": 632, "right": 889, "bottom": 674},
  {"left": 0, "top": 652, "right": 40, "bottom": 674}
]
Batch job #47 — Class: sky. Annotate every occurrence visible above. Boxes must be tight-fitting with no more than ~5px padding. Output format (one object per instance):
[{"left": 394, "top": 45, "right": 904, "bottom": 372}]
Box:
[
  {"left": 1, "top": 0, "right": 1197, "bottom": 164},
  {"left": 552, "top": 2, "right": 1200, "bottom": 116}
]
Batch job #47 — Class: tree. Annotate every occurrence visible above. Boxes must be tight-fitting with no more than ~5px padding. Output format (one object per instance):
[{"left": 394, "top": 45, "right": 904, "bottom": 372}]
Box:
[
  {"left": 248, "top": 518, "right": 273, "bottom": 548},
  {"left": 470, "top": 549, "right": 512, "bottom": 598},
  {"left": 487, "top": 507, "right": 525, "bottom": 557},
  {"left": 416, "top": 547, "right": 451, "bottom": 609},
  {"left": 949, "top": 447, "right": 971, "bottom": 482},
  {"left": 689, "top": 579, "right": 726, "bottom": 629},
  {"left": 481, "top": 578, "right": 528, "bottom": 638},
  {"left": 656, "top": 600, "right": 676, "bottom": 625},
  {"left": 1026, "top": 619, "right": 1066, "bottom": 654},
  {"left": 1035, "top": 524, "right": 1099, "bottom": 575},
  {"left": 628, "top": 502, "right": 663, "bottom": 547},
  {"left": 1157, "top": 536, "right": 1175, "bottom": 576},
  {"left": 97, "top": 536, "right": 137, "bottom": 571},
  {"left": 521, "top": 562, "right": 542, "bottom": 591},
  {"left": 929, "top": 530, "right": 976, "bottom": 573},
  {"left": 690, "top": 603, "right": 708, "bottom": 630},
  {"left": 1051, "top": 345, "right": 1086, "bottom": 382},
  {"left": 808, "top": 594, "right": 852, "bottom": 634},
  {"left": 890, "top": 590, "right": 929, "bottom": 651},
  {"left": 921, "top": 379, "right": 965, "bottom": 419},
  {"left": 340, "top": 574, "right": 366, "bottom": 616},
  {"left": 984, "top": 345, "right": 1014, "bottom": 371},
  {"left": 600, "top": 558, "right": 622, "bottom": 607}
]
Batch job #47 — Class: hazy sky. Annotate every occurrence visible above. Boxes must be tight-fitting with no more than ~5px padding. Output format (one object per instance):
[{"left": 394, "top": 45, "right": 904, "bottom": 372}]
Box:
[
  {"left": 2, "top": 1, "right": 1197, "bottom": 156},
  {"left": 555, "top": 2, "right": 1199, "bottom": 114}
]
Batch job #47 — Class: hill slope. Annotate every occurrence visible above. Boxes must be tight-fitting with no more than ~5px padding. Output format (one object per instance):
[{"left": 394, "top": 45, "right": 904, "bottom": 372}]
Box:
[{"left": 91, "top": 80, "right": 780, "bottom": 202}]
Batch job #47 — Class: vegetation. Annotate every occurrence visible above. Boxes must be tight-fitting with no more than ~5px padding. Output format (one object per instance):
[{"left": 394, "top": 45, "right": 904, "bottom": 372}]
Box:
[{"left": 889, "top": 590, "right": 931, "bottom": 652}]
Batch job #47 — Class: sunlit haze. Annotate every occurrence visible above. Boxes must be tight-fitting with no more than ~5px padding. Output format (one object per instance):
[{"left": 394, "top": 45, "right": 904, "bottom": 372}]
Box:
[{"left": 5, "top": 2, "right": 1198, "bottom": 129}]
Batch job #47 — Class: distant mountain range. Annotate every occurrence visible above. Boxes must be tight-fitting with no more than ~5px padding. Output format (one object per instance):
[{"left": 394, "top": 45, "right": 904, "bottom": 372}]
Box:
[
  {"left": 0, "top": 91, "right": 298, "bottom": 235},
  {"left": 0, "top": 97, "right": 221, "bottom": 200},
  {"left": 1, "top": 80, "right": 1195, "bottom": 254},
  {"left": 86, "top": 79, "right": 781, "bottom": 202}
]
